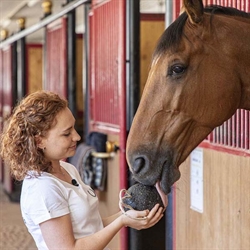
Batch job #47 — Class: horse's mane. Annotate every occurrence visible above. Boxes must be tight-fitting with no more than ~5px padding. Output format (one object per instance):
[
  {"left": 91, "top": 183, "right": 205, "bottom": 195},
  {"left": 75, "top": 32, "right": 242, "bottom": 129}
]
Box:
[
  {"left": 153, "top": 5, "right": 250, "bottom": 58},
  {"left": 204, "top": 5, "right": 250, "bottom": 17}
]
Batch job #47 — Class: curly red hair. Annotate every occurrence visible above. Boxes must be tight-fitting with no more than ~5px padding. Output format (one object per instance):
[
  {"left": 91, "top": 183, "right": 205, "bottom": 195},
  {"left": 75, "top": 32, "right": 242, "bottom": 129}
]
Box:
[{"left": 0, "top": 91, "right": 68, "bottom": 181}]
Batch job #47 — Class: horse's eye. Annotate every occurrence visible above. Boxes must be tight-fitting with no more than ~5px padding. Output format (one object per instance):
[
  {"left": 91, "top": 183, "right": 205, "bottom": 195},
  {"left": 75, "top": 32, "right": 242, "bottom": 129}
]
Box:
[{"left": 168, "top": 65, "right": 186, "bottom": 77}]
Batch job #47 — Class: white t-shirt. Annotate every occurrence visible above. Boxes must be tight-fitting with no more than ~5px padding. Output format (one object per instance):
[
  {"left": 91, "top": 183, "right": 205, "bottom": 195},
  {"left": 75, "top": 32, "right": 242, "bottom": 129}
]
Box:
[{"left": 20, "top": 161, "right": 104, "bottom": 250}]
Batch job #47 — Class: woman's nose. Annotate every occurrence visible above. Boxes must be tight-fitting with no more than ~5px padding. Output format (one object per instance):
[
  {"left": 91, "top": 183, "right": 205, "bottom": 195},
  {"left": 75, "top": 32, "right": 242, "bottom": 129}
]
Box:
[{"left": 73, "top": 129, "right": 81, "bottom": 141}]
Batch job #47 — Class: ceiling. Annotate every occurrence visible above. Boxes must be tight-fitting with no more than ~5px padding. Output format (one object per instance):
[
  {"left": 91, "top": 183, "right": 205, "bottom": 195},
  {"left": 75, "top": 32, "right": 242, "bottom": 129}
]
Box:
[
  {"left": 0, "top": 0, "right": 166, "bottom": 43},
  {"left": 0, "top": 0, "right": 71, "bottom": 42}
]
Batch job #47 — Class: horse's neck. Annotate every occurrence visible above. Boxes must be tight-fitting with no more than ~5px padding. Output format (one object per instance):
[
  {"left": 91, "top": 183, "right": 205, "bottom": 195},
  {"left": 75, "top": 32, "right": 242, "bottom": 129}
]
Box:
[
  {"left": 238, "top": 42, "right": 250, "bottom": 110},
  {"left": 240, "top": 82, "right": 250, "bottom": 111},
  {"left": 233, "top": 19, "right": 250, "bottom": 110}
]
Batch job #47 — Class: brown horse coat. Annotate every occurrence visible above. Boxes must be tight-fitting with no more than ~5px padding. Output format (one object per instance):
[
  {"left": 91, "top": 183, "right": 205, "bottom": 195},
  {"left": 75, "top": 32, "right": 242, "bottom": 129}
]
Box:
[{"left": 126, "top": 0, "right": 250, "bottom": 195}]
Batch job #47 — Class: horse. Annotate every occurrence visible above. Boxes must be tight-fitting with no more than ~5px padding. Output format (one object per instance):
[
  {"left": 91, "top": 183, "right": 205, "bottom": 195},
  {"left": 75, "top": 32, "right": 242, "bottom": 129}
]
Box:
[{"left": 126, "top": 0, "right": 250, "bottom": 198}]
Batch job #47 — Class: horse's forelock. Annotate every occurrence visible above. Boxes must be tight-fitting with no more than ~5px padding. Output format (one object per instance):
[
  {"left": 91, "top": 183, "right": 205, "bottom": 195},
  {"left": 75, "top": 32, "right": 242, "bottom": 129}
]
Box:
[{"left": 153, "top": 12, "right": 188, "bottom": 60}]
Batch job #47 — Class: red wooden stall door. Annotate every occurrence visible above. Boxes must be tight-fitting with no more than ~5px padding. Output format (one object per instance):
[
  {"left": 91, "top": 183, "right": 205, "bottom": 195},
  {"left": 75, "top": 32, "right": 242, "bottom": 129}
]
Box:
[
  {"left": 45, "top": 18, "right": 67, "bottom": 98},
  {"left": 89, "top": 0, "right": 127, "bottom": 188},
  {"left": 89, "top": 0, "right": 127, "bottom": 249}
]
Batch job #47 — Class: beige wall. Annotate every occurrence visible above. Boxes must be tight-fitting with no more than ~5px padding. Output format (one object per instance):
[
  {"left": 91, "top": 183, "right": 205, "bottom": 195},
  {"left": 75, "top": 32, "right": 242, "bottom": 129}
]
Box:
[
  {"left": 27, "top": 45, "right": 43, "bottom": 93},
  {"left": 175, "top": 147, "right": 250, "bottom": 249},
  {"left": 97, "top": 134, "right": 121, "bottom": 249},
  {"left": 140, "top": 15, "right": 165, "bottom": 95}
]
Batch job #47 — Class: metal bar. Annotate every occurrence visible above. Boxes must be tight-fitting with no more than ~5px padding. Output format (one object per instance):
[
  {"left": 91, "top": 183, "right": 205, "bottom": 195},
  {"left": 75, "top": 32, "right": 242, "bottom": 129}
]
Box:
[
  {"left": 83, "top": 3, "right": 90, "bottom": 141},
  {"left": 11, "top": 43, "right": 18, "bottom": 106},
  {"left": 17, "top": 37, "right": 26, "bottom": 101},
  {"left": 165, "top": 0, "right": 173, "bottom": 28},
  {"left": 0, "top": 0, "right": 90, "bottom": 49},
  {"left": 42, "top": 29, "right": 47, "bottom": 90},
  {"left": 67, "top": 8, "right": 77, "bottom": 118},
  {"left": 126, "top": 0, "right": 140, "bottom": 130}
]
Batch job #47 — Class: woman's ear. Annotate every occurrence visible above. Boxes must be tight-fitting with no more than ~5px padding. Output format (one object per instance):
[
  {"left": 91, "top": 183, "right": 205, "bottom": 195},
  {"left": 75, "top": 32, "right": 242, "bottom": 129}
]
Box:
[{"left": 35, "top": 136, "right": 45, "bottom": 150}]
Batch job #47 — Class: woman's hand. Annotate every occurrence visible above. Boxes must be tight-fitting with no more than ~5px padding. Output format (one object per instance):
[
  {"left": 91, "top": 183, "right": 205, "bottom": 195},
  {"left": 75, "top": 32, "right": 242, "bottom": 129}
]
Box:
[{"left": 121, "top": 204, "right": 164, "bottom": 230}]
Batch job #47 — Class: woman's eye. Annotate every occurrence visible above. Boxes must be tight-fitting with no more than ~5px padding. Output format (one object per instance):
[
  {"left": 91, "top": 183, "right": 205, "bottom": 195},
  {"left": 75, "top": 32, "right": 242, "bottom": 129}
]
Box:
[{"left": 63, "top": 133, "right": 70, "bottom": 137}]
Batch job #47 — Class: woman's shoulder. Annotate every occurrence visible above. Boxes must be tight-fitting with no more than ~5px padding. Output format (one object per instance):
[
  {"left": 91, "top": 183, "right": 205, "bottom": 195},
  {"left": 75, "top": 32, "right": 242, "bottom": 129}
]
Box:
[
  {"left": 22, "top": 172, "right": 65, "bottom": 193},
  {"left": 21, "top": 173, "right": 68, "bottom": 207},
  {"left": 21, "top": 173, "right": 70, "bottom": 221}
]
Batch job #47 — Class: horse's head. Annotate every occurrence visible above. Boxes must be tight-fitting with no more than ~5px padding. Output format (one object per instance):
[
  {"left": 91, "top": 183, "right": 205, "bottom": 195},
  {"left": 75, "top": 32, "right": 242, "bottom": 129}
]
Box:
[{"left": 127, "top": 0, "right": 249, "bottom": 194}]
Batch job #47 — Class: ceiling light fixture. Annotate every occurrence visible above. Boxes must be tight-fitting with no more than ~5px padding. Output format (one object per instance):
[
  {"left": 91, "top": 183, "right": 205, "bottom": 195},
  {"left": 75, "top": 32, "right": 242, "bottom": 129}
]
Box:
[
  {"left": 2, "top": 19, "right": 11, "bottom": 28},
  {"left": 27, "top": 0, "right": 40, "bottom": 7}
]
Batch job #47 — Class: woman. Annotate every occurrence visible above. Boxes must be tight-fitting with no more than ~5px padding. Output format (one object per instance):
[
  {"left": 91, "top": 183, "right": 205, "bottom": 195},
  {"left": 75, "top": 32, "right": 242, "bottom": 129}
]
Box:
[{"left": 0, "top": 90, "right": 164, "bottom": 250}]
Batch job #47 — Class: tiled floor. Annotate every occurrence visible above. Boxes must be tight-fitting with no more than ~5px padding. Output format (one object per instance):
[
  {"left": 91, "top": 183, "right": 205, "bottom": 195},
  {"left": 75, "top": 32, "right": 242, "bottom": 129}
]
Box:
[{"left": 0, "top": 184, "right": 37, "bottom": 250}]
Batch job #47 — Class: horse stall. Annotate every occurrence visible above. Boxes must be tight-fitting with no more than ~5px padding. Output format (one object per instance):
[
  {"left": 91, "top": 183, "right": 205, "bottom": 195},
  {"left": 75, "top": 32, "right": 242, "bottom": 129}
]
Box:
[
  {"left": 0, "top": 42, "right": 43, "bottom": 200},
  {"left": 45, "top": 19, "right": 84, "bottom": 134},
  {"left": 87, "top": 1, "right": 128, "bottom": 248},
  {"left": 125, "top": 0, "right": 250, "bottom": 249},
  {"left": 88, "top": 2, "right": 173, "bottom": 249},
  {"left": 1, "top": 0, "right": 126, "bottom": 249},
  {"left": 0, "top": 0, "right": 85, "bottom": 200},
  {"left": 0, "top": 2, "right": 142, "bottom": 249},
  {"left": 173, "top": 0, "right": 250, "bottom": 249},
  {"left": 0, "top": 45, "right": 15, "bottom": 198},
  {"left": 1, "top": 0, "right": 249, "bottom": 249}
]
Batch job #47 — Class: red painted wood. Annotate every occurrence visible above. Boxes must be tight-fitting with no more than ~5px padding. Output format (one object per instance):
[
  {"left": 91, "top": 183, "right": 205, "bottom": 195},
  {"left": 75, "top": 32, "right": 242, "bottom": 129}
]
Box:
[
  {"left": 45, "top": 18, "right": 67, "bottom": 98},
  {"left": 140, "top": 13, "right": 165, "bottom": 21},
  {"left": 173, "top": 0, "right": 181, "bottom": 20},
  {"left": 89, "top": 0, "right": 127, "bottom": 249}
]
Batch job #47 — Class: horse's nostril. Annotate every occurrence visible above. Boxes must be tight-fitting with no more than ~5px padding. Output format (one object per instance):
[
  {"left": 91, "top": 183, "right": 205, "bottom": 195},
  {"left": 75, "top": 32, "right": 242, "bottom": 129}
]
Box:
[{"left": 133, "top": 157, "right": 145, "bottom": 174}]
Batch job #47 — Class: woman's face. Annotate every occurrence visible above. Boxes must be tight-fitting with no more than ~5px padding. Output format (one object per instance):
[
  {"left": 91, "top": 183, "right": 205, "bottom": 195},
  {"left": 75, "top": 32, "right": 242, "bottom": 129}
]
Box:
[{"left": 41, "top": 107, "right": 81, "bottom": 162}]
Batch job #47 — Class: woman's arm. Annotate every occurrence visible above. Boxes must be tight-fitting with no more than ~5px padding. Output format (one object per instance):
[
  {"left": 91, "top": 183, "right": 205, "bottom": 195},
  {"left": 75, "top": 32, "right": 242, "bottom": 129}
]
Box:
[
  {"left": 40, "top": 204, "right": 163, "bottom": 250},
  {"left": 102, "top": 211, "right": 122, "bottom": 227},
  {"left": 40, "top": 213, "right": 123, "bottom": 250}
]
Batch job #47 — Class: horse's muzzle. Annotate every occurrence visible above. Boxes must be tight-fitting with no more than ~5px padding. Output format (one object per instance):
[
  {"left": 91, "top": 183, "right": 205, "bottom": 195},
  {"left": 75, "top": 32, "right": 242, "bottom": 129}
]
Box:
[{"left": 127, "top": 146, "right": 179, "bottom": 194}]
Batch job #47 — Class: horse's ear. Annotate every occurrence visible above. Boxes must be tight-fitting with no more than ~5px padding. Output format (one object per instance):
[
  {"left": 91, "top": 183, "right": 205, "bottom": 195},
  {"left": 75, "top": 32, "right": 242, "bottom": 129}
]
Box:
[{"left": 183, "top": 0, "right": 204, "bottom": 24}]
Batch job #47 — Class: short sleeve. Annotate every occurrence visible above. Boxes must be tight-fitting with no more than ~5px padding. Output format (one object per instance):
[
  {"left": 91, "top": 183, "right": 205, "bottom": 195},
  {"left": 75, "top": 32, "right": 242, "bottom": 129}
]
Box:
[{"left": 23, "top": 178, "right": 70, "bottom": 225}]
